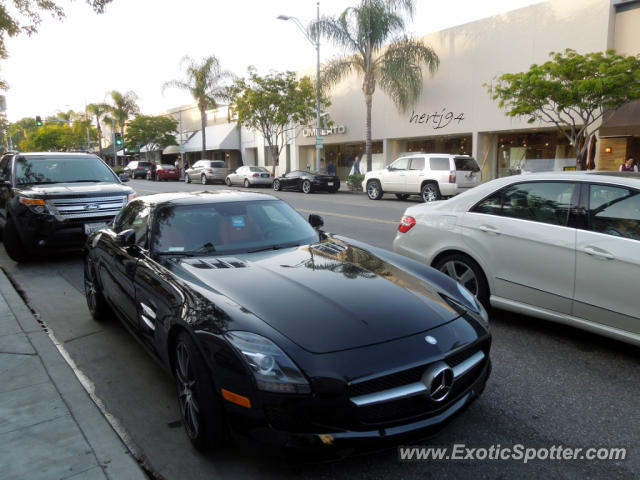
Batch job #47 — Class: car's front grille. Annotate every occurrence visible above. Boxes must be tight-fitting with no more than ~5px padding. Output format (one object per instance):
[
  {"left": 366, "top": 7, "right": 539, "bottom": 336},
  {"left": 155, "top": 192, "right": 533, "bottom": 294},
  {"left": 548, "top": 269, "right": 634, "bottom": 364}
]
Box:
[
  {"left": 47, "top": 195, "right": 127, "bottom": 220},
  {"left": 349, "top": 338, "right": 490, "bottom": 425}
]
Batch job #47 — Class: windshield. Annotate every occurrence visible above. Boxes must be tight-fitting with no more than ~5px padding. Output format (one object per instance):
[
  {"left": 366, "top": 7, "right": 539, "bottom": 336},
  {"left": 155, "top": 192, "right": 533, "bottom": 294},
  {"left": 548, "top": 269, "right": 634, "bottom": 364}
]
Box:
[
  {"left": 152, "top": 199, "right": 318, "bottom": 255},
  {"left": 15, "top": 156, "right": 119, "bottom": 185}
]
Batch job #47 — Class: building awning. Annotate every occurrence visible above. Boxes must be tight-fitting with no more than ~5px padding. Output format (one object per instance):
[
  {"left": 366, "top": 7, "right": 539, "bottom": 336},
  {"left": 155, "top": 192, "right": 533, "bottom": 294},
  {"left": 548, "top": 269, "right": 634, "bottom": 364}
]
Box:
[
  {"left": 163, "top": 145, "right": 180, "bottom": 155},
  {"left": 182, "top": 123, "right": 239, "bottom": 153},
  {"left": 599, "top": 100, "right": 640, "bottom": 137}
]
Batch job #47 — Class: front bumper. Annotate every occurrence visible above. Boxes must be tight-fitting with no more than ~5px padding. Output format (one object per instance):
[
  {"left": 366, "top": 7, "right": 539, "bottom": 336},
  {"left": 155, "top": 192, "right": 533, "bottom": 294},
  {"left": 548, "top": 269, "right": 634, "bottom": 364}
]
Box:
[
  {"left": 12, "top": 210, "right": 114, "bottom": 254},
  {"left": 229, "top": 358, "right": 490, "bottom": 455}
]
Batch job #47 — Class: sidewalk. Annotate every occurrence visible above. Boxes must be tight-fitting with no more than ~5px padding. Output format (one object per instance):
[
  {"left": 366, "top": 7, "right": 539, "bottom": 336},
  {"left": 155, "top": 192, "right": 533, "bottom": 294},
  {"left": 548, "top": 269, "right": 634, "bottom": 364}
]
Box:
[{"left": 0, "top": 269, "right": 147, "bottom": 480}]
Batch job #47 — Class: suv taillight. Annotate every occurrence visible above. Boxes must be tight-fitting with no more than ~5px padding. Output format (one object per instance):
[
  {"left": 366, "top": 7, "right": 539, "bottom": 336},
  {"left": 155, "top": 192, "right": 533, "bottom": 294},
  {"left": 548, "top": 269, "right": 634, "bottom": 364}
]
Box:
[
  {"left": 398, "top": 215, "right": 416, "bottom": 233},
  {"left": 449, "top": 171, "right": 456, "bottom": 183},
  {"left": 252, "top": 173, "right": 259, "bottom": 177}
]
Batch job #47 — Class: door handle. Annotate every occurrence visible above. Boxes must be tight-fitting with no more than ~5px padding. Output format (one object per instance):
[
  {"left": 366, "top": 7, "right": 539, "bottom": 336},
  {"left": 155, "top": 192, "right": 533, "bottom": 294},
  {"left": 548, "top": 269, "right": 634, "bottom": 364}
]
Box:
[
  {"left": 478, "top": 225, "right": 500, "bottom": 235},
  {"left": 582, "top": 247, "right": 614, "bottom": 260}
]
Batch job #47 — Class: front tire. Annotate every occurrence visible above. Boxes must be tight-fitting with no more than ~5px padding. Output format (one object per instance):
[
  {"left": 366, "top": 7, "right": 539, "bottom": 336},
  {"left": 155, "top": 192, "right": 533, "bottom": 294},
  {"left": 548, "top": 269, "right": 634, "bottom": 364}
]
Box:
[
  {"left": 174, "top": 332, "right": 227, "bottom": 451},
  {"left": 225, "top": 177, "right": 232, "bottom": 186},
  {"left": 84, "top": 261, "right": 111, "bottom": 322},
  {"left": 421, "top": 183, "right": 441, "bottom": 202},
  {"left": 434, "top": 253, "right": 489, "bottom": 308},
  {"left": 273, "top": 179, "right": 281, "bottom": 191},
  {"left": 367, "top": 180, "right": 383, "bottom": 200},
  {"left": 302, "top": 180, "right": 312, "bottom": 194},
  {"left": 3, "top": 218, "right": 28, "bottom": 262}
]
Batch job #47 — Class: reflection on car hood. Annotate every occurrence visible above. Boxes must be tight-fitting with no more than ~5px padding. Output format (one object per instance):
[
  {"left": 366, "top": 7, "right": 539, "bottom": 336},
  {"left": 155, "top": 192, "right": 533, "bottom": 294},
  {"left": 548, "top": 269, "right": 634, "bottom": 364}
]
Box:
[
  {"left": 16, "top": 182, "right": 131, "bottom": 197},
  {"left": 174, "top": 239, "right": 460, "bottom": 354}
]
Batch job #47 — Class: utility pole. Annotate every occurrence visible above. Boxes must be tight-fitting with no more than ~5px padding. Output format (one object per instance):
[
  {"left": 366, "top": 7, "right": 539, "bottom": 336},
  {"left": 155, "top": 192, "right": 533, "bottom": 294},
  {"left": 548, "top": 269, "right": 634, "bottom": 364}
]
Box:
[{"left": 111, "top": 118, "right": 117, "bottom": 167}]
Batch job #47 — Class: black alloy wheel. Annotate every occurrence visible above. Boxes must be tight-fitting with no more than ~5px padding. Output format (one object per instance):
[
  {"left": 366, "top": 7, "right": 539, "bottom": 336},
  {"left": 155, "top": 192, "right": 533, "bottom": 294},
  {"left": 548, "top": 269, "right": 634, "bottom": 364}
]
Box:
[
  {"left": 3, "top": 218, "right": 28, "bottom": 262},
  {"left": 302, "top": 180, "right": 312, "bottom": 194},
  {"left": 434, "top": 253, "right": 489, "bottom": 308},
  {"left": 421, "top": 183, "right": 441, "bottom": 202},
  {"left": 84, "top": 262, "right": 110, "bottom": 322},
  {"left": 173, "top": 332, "right": 226, "bottom": 451},
  {"left": 367, "top": 180, "right": 383, "bottom": 200},
  {"left": 273, "top": 179, "right": 281, "bottom": 191}
]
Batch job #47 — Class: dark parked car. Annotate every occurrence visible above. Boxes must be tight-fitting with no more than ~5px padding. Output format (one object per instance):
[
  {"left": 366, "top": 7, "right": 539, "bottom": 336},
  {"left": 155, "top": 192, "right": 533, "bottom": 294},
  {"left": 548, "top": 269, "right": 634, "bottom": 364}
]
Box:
[
  {"left": 273, "top": 170, "right": 340, "bottom": 193},
  {"left": 124, "top": 160, "right": 153, "bottom": 179},
  {"left": 0, "top": 152, "right": 135, "bottom": 261},
  {"left": 83, "top": 190, "right": 491, "bottom": 453}
]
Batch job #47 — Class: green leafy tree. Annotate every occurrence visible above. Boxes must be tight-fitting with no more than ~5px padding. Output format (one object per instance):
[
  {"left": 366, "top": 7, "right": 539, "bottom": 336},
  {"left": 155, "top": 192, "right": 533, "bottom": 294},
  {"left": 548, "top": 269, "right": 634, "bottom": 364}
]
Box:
[
  {"left": 311, "top": 0, "right": 439, "bottom": 171},
  {"left": 163, "top": 55, "right": 233, "bottom": 159},
  {"left": 0, "top": 1, "right": 112, "bottom": 89},
  {"left": 487, "top": 49, "right": 640, "bottom": 169},
  {"left": 229, "top": 68, "right": 321, "bottom": 175},
  {"left": 8, "top": 117, "right": 38, "bottom": 149},
  {"left": 125, "top": 115, "right": 178, "bottom": 162},
  {"left": 21, "top": 122, "right": 95, "bottom": 152}
]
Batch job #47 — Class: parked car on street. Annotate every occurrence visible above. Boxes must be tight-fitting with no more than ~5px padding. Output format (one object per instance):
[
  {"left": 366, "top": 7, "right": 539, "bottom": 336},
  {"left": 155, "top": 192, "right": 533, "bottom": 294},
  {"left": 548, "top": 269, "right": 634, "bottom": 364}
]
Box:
[
  {"left": 225, "top": 165, "right": 273, "bottom": 187},
  {"left": 273, "top": 170, "right": 340, "bottom": 193},
  {"left": 148, "top": 164, "right": 180, "bottom": 181},
  {"left": 83, "top": 190, "right": 491, "bottom": 452},
  {"left": 0, "top": 152, "right": 135, "bottom": 261},
  {"left": 184, "top": 160, "right": 229, "bottom": 185},
  {"left": 364, "top": 153, "right": 482, "bottom": 202},
  {"left": 393, "top": 171, "right": 640, "bottom": 346},
  {"left": 124, "top": 160, "right": 153, "bottom": 179}
]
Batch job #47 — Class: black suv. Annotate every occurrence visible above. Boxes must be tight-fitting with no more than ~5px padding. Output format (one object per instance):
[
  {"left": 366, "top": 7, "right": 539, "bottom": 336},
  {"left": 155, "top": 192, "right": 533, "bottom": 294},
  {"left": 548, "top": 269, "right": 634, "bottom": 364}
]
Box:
[
  {"left": 0, "top": 152, "right": 135, "bottom": 261},
  {"left": 124, "top": 160, "right": 153, "bottom": 179}
]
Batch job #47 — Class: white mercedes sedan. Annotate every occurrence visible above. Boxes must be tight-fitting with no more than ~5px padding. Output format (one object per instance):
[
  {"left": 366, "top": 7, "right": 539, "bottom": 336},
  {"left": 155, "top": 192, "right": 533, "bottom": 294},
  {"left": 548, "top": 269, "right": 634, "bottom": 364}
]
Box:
[{"left": 393, "top": 172, "right": 640, "bottom": 346}]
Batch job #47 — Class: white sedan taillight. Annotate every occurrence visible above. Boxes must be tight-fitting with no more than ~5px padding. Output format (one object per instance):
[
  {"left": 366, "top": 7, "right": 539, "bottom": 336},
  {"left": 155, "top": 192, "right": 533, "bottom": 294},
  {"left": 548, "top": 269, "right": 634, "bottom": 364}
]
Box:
[{"left": 398, "top": 215, "right": 416, "bottom": 233}]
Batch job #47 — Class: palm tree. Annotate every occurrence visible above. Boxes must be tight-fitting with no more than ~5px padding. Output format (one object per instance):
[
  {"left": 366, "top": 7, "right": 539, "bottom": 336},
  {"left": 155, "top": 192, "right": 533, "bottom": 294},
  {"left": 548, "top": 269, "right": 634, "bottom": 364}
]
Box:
[
  {"left": 163, "top": 55, "right": 233, "bottom": 159},
  {"left": 105, "top": 91, "right": 139, "bottom": 165},
  {"left": 312, "top": 0, "right": 439, "bottom": 171},
  {"left": 86, "top": 103, "right": 110, "bottom": 152}
]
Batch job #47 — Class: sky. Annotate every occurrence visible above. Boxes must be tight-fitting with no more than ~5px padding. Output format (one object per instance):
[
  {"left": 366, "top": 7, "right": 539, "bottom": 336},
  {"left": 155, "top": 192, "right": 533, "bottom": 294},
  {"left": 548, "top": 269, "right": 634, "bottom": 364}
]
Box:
[{"left": 2, "top": 0, "right": 542, "bottom": 122}]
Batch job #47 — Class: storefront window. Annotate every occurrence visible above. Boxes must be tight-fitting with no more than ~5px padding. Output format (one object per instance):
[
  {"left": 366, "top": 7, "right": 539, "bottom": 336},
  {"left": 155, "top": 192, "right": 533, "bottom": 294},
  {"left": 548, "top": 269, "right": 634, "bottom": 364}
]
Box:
[
  {"left": 497, "top": 131, "right": 576, "bottom": 177},
  {"left": 407, "top": 135, "right": 472, "bottom": 155},
  {"left": 322, "top": 141, "right": 382, "bottom": 177}
]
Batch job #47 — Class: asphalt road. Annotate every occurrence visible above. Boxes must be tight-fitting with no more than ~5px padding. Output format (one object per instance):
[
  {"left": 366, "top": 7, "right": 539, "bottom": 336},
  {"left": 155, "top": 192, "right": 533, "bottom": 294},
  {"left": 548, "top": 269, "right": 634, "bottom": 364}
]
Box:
[{"left": 1, "top": 178, "right": 638, "bottom": 480}]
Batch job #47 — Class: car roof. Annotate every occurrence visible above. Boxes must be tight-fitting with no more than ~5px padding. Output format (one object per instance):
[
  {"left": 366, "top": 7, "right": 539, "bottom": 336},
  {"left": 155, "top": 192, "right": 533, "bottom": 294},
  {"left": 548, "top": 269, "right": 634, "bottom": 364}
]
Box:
[{"left": 135, "top": 190, "right": 280, "bottom": 207}]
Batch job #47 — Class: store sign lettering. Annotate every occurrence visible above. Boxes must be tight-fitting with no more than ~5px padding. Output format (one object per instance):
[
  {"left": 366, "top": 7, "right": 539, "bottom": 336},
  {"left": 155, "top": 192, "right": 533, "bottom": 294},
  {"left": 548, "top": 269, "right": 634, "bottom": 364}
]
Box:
[
  {"left": 302, "top": 125, "right": 347, "bottom": 137},
  {"left": 409, "top": 109, "right": 465, "bottom": 129}
]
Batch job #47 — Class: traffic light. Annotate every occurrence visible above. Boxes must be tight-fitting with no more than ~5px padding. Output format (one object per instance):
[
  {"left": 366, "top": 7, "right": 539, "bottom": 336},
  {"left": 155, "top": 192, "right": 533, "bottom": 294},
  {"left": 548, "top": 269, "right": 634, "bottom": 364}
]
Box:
[
  {"left": 114, "top": 132, "right": 123, "bottom": 146},
  {"left": 35, "top": 115, "right": 43, "bottom": 127}
]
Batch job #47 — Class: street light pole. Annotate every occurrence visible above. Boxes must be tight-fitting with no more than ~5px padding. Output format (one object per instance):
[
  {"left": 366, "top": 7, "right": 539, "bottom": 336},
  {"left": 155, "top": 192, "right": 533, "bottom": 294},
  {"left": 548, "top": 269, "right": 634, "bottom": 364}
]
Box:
[{"left": 277, "top": 2, "right": 322, "bottom": 172}]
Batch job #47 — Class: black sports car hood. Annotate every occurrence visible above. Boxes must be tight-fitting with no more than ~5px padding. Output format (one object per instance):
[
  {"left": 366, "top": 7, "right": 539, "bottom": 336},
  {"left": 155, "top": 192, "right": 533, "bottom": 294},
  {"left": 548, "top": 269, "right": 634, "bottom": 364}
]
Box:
[
  {"left": 17, "top": 182, "right": 131, "bottom": 198},
  {"left": 174, "top": 239, "right": 461, "bottom": 354}
]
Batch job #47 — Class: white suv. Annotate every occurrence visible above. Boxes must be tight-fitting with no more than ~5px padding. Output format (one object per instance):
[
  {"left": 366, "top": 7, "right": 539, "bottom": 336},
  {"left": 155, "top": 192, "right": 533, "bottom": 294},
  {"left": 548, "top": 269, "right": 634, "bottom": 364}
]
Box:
[{"left": 364, "top": 153, "right": 482, "bottom": 202}]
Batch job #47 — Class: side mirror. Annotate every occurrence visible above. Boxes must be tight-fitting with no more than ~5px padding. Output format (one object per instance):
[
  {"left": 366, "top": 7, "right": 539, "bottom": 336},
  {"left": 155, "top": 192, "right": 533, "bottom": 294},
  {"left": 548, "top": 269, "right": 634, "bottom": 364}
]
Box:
[
  {"left": 308, "top": 214, "right": 324, "bottom": 229},
  {"left": 119, "top": 173, "right": 130, "bottom": 182},
  {"left": 116, "top": 229, "right": 136, "bottom": 247}
]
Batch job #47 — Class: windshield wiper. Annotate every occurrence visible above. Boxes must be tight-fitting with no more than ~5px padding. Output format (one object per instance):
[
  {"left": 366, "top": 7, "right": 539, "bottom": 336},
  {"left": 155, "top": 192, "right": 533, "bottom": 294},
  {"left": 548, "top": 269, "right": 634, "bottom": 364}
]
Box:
[
  {"left": 193, "top": 242, "right": 217, "bottom": 253},
  {"left": 247, "top": 242, "right": 300, "bottom": 253}
]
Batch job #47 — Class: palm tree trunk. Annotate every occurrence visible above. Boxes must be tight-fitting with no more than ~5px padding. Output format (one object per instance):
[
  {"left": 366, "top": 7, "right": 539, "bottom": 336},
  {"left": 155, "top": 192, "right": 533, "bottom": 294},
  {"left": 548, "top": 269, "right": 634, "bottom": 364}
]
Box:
[
  {"left": 200, "top": 109, "right": 207, "bottom": 159},
  {"left": 365, "top": 94, "right": 372, "bottom": 172}
]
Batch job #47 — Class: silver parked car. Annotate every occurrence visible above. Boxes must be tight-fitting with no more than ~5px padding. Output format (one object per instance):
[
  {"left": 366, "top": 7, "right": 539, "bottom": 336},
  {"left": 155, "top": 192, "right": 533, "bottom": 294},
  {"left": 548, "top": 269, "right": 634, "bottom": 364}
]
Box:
[
  {"left": 225, "top": 165, "right": 273, "bottom": 187},
  {"left": 393, "top": 171, "right": 640, "bottom": 346},
  {"left": 185, "top": 160, "right": 229, "bottom": 185},
  {"left": 364, "top": 153, "right": 482, "bottom": 202}
]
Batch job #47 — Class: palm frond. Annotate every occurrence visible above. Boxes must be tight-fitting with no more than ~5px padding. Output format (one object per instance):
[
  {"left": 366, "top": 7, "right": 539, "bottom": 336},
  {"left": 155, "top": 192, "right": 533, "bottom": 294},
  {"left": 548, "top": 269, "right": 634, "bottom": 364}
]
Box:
[
  {"left": 378, "top": 38, "right": 439, "bottom": 111},
  {"left": 319, "top": 58, "right": 357, "bottom": 95}
]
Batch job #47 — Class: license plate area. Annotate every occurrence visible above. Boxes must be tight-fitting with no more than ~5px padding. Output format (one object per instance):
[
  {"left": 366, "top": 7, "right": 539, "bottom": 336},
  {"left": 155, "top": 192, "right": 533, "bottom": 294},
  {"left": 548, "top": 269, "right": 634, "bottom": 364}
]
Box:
[
  {"left": 84, "top": 222, "right": 107, "bottom": 235},
  {"left": 327, "top": 182, "right": 334, "bottom": 186}
]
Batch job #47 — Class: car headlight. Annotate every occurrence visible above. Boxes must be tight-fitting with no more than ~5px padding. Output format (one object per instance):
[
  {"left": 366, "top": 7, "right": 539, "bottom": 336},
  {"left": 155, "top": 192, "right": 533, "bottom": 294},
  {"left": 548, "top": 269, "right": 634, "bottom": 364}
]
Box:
[
  {"left": 19, "top": 196, "right": 52, "bottom": 215},
  {"left": 226, "top": 331, "right": 311, "bottom": 394}
]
